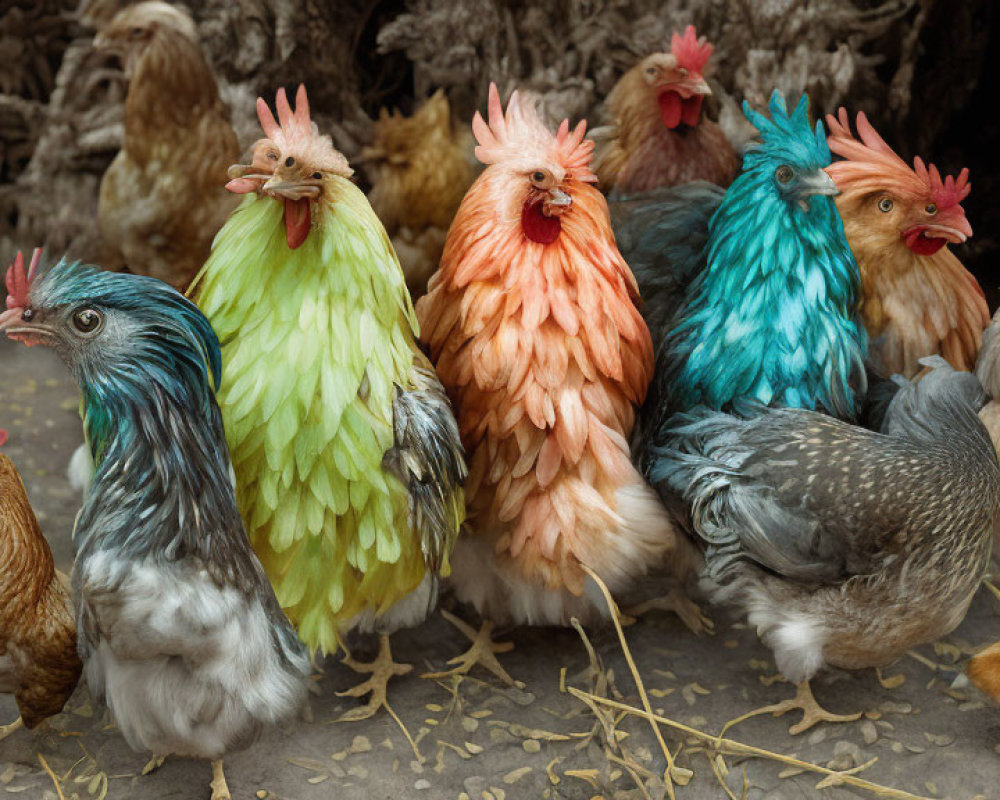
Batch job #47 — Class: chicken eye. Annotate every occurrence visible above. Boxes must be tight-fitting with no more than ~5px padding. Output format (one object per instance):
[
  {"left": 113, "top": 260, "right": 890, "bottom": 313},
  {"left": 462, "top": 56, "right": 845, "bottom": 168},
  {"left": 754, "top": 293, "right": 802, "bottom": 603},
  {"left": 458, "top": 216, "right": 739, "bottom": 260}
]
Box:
[
  {"left": 312, "top": 172, "right": 322, "bottom": 179},
  {"left": 775, "top": 165, "right": 794, "bottom": 184},
  {"left": 72, "top": 308, "right": 103, "bottom": 335},
  {"left": 645, "top": 67, "right": 658, "bottom": 76},
  {"left": 877, "top": 197, "right": 894, "bottom": 213},
  {"left": 531, "top": 171, "right": 547, "bottom": 184},
  {"left": 21, "top": 309, "right": 34, "bottom": 322},
  {"left": 284, "top": 157, "right": 295, "bottom": 167},
  {"left": 129, "top": 27, "right": 145, "bottom": 39},
  {"left": 925, "top": 203, "right": 937, "bottom": 215}
]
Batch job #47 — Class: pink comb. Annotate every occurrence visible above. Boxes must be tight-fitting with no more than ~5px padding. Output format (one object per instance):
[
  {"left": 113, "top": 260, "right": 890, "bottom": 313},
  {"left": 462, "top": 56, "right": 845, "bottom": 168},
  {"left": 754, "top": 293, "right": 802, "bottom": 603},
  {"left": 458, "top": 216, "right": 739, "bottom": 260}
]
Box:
[
  {"left": 256, "top": 84, "right": 312, "bottom": 141},
  {"left": 671, "top": 25, "right": 713, "bottom": 74},
  {"left": 916, "top": 158, "right": 971, "bottom": 210},
  {"left": 5, "top": 248, "right": 41, "bottom": 311}
]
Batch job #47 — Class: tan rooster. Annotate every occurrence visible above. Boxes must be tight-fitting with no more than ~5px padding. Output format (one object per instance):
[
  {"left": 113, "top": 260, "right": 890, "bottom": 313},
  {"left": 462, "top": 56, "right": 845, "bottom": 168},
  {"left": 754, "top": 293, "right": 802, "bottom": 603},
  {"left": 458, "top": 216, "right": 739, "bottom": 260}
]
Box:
[{"left": 94, "top": 1, "right": 239, "bottom": 290}]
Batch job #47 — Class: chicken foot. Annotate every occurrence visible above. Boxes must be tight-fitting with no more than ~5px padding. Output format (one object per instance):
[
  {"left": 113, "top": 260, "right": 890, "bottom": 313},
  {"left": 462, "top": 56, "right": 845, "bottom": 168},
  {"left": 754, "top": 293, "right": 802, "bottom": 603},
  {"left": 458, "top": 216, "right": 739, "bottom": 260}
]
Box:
[
  {"left": 625, "top": 587, "right": 714, "bottom": 635},
  {"left": 422, "top": 609, "right": 522, "bottom": 687},
  {"left": 721, "top": 680, "right": 862, "bottom": 736},
  {"left": 336, "top": 634, "right": 412, "bottom": 722}
]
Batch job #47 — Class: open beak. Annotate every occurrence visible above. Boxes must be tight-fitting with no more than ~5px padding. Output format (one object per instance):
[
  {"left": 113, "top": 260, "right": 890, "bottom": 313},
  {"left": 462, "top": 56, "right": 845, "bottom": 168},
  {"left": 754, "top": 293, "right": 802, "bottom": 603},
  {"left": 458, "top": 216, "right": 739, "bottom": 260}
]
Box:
[
  {"left": 919, "top": 223, "right": 971, "bottom": 244},
  {"left": 261, "top": 177, "right": 322, "bottom": 201},
  {"left": 0, "top": 309, "right": 56, "bottom": 348},
  {"left": 542, "top": 188, "right": 572, "bottom": 217}
]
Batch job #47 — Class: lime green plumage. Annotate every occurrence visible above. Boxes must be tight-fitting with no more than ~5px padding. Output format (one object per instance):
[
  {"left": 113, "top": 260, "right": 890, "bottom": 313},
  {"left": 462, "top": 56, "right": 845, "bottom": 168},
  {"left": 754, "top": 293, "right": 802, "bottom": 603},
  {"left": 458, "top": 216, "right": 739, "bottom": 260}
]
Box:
[{"left": 191, "top": 178, "right": 463, "bottom": 654}]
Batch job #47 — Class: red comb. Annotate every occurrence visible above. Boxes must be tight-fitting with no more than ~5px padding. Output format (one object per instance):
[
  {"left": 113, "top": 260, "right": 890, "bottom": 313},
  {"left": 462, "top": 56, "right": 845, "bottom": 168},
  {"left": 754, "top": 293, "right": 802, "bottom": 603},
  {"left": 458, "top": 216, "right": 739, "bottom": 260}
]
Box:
[
  {"left": 915, "top": 158, "right": 971, "bottom": 210},
  {"left": 5, "top": 248, "right": 41, "bottom": 311},
  {"left": 0, "top": 430, "right": 7, "bottom": 447},
  {"left": 671, "top": 25, "right": 713, "bottom": 73}
]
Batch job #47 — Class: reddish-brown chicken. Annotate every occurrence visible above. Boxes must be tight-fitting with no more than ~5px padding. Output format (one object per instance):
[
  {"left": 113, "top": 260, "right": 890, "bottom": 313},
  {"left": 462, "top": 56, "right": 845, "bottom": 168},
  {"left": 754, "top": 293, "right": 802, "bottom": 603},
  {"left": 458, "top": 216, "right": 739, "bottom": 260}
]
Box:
[
  {"left": 361, "top": 90, "right": 477, "bottom": 297},
  {"left": 968, "top": 642, "right": 1000, "bottom": 704},
  {"left": 94, "top": 1, "right": 239, "bottom": 290},
  {"left": 0, "top": 428, "right": 81, "bottom": 741},
  {"left": 594, "top": 25, "right": 738, "bottom": 193}
]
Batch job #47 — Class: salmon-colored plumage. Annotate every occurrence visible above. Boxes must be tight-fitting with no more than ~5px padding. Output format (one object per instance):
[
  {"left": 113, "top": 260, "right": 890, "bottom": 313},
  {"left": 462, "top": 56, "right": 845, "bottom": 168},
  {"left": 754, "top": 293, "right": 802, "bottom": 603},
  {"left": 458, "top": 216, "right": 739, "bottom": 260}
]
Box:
[{"left": 418, "top": 85, "right": 692, "bottom": 623}]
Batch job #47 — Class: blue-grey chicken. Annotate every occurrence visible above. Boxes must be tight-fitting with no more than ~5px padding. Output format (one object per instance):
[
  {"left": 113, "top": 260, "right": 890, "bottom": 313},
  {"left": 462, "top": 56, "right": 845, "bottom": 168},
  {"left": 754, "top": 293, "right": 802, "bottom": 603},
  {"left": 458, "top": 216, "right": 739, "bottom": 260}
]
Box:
[
  {"left": 0, "top": 256, "right": 311, "bottom": 800},
  {"left": 648, "top": 357, "right": 999, "bottom": 734}
]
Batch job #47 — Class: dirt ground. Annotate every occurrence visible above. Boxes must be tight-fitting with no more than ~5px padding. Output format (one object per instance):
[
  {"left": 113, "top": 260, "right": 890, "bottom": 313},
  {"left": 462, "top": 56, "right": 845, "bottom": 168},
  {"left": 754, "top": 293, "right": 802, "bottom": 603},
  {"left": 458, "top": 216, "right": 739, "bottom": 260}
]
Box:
[{"left": 1, "top": 336, "right": 998, "bottom": 800}]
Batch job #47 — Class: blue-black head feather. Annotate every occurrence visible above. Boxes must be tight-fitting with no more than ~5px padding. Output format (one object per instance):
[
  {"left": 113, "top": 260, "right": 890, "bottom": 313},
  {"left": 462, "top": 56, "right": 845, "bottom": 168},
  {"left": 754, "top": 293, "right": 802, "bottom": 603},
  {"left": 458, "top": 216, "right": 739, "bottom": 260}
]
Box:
[
  {"left": 741, "top": 91, "right": 831, "bottom": 174},
  {"left": 25, "top": 260, "right": 223, "bottom": 461}
]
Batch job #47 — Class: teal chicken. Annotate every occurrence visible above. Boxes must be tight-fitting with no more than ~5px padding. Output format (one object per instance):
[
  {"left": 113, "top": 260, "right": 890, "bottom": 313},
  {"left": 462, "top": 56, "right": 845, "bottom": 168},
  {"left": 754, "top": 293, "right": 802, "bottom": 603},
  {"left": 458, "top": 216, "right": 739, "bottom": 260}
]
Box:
[{"left": 617, "top": 91, "right": 868, "bottom": 447}]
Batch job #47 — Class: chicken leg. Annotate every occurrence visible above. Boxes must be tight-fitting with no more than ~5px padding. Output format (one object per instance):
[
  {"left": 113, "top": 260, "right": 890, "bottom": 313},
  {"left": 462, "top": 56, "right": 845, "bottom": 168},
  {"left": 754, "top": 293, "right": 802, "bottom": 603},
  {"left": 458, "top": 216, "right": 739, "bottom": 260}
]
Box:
[
  {"left": 210, "top": 759, "right": 231, "bottom": 800},
  {"left": 336, "top": 634, "right": 412, "bottom": 721},
  {"left": 422, "top": 609, "right": 522, "bottom": 687},
  {"left": 0, "top": 716, "right": 22, "bottom": 742},
  {"left": 626, "top": 588, "right": 714, "bottom": 634},
  {"left": 722, "top": 680, "right": 861, "bottom": 736}
]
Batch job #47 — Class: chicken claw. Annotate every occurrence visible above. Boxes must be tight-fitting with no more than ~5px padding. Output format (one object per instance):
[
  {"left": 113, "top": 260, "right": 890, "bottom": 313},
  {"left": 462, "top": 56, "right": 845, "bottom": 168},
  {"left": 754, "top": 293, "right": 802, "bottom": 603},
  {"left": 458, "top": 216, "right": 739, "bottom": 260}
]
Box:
[
  {"left": 422, "top": 609, "right": 523, "bottom": 688},
  {"left": 626, "top": 588, "right": 714, "bottom": 635},
  {"left": 722, "top": 680, "right": 861, "bottom": 736},
  {"left": 210, "top": 759, "right": 231, "bottom": 800},
  {"left": 336, "top": 634, "right": 412, "bottom": 721}
]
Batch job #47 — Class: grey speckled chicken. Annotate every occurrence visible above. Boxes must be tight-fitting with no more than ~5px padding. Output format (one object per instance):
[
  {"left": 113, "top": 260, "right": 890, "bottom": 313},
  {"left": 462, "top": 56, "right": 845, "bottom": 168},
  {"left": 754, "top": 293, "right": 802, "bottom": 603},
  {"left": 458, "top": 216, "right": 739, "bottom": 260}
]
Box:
[
  {"left": 973, "top": 308, "right": 1000, "bottom": 567},
  {"left": 648, "top": 357, "right": 999, "bottom": 733}
]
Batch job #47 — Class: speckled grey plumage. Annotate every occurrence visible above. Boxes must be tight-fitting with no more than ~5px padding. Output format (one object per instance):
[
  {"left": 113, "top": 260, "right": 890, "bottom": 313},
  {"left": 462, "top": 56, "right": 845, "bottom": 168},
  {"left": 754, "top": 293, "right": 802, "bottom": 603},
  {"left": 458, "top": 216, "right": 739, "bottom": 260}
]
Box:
[{"left": 649, "top": 358, "right": 999, "bottom": 679}]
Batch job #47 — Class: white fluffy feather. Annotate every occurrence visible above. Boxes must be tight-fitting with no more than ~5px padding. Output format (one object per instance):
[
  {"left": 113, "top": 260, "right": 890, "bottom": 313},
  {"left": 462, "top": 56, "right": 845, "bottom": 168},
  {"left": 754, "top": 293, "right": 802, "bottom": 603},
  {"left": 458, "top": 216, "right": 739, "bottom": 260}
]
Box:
[{"left": 79, "top": 552, "right": 308, "bottom": 759}]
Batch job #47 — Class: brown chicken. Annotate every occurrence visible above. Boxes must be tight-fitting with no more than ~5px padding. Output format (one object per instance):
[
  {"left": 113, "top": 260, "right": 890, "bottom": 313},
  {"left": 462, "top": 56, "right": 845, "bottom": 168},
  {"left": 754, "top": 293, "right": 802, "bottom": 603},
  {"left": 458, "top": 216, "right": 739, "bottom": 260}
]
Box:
[
  {"left": 826, "top": 109, "right": 988, "bottom": 378},
  {"left": 968, "top": 642, "right": 1000, "bottom": 704},
  {"left": 361, "top": 90, "right": 477, "bottom": 297},
  {"left": 0, "top": 429, "right": 81, "bottom": 741},
  {"left": 94, "top": 1, "right": 240, "bottom": 290},
  {"left": 594, "top": 26, "right": 738, "bottom": 194}
]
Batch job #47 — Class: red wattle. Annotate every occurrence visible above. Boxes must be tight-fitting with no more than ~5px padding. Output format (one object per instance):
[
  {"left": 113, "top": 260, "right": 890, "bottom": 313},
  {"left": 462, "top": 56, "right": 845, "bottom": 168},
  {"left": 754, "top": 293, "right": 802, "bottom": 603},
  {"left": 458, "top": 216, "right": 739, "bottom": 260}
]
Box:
[
  {"left": 903, "top": 228, "right": 947, "bottom": 256},
  {"left": 284, "top": 198, "right": 312, "bottom": 249},
  {"left": 522, "top": 201, "right": 562, "bottom": 245},
  {"left": 681, "top": 95, "right": 704, "bottom": 127},
  {"left": 657, "top": 91, "right": 683, "bottom": 129}
]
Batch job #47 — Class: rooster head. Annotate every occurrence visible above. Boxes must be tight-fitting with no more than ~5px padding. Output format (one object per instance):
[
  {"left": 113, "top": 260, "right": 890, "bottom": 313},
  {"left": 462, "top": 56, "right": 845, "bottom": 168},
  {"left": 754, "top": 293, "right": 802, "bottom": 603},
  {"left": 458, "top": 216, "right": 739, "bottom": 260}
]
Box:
[
  {"left": 0, "top": 249, "right": 43, "bottom": 347},
  {"left": 472, "top": 83, "right": 595, "bottom": 245},
  {"left": 825, "top": 108, "right": 972, "bottom": 257},
  {"left": 634, "top": 26, "right": 714, "bottom": 131},
  {"left": 93, "top": 1, "right": 197, "bottom": 76},
  {"left": 741, "top": 92, "right": 839, "bottom": 217},
  {"left": 226, "top": 85, "right": 353, "bottom": 250}
]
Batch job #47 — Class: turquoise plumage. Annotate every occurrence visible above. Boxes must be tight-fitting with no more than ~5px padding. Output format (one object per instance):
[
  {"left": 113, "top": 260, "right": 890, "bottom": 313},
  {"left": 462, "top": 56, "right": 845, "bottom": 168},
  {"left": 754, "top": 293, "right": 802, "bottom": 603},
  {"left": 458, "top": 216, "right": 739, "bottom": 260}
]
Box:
[{"left": 625, "top": 91, "right": 867, "bottom": 439}]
